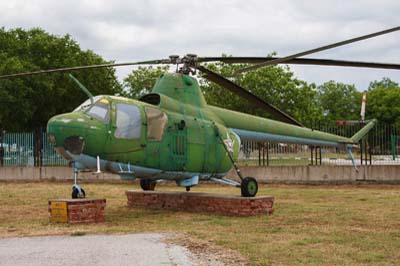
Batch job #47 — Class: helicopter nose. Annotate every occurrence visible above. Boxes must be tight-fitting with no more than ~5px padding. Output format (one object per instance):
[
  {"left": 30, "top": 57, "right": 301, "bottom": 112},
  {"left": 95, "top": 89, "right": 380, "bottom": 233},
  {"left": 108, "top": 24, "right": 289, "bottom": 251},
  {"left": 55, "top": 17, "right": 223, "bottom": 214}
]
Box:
[{"left": 47, "top": 113, "right": 87, "bottom": 155}]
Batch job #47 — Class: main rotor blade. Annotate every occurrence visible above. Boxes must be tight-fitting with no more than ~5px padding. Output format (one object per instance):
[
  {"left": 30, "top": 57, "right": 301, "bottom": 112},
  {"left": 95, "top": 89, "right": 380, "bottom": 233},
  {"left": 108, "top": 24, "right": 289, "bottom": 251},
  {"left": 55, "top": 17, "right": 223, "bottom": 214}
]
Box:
[
  {"left": 235, "top": 26, "right": 400, "bottom": 73},
  {"left": 197, "top": 66, "right": 304, "bottom": 127},
  {"left": 198, "top": 56, "right": 400, "bottom": 70},
  {"left": 0, "top": 59, "right": 167, "bottom": 79}
]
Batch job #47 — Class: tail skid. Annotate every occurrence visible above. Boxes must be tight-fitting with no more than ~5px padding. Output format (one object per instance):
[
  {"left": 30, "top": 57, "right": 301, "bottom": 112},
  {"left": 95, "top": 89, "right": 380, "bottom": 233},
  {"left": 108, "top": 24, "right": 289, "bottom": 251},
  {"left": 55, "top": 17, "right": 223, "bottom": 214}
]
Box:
[{"left": 347, "top": 147, "right": 359, "bottom": 172}]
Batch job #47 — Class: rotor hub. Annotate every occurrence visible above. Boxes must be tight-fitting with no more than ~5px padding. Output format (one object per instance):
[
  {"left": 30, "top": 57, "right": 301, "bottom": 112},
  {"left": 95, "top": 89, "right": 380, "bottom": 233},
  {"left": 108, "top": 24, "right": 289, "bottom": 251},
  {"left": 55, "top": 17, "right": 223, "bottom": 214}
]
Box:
[{"left": 168, "top": 54, "right": 198, "bottom": 75}]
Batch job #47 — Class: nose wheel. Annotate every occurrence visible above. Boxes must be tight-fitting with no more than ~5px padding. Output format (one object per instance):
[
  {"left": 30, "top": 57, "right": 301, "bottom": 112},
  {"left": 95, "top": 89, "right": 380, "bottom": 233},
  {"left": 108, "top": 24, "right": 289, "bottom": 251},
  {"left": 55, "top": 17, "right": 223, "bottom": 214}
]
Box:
[{"left": 72, "top": 185, "right": 86, "bottom": 199}]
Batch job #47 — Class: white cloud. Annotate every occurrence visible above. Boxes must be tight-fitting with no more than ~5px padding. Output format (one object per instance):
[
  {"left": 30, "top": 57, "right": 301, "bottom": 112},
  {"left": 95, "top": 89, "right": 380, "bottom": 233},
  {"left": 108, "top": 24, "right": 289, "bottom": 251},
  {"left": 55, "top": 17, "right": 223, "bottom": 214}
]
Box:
[{"left": 0, "top": 0, "right": 399, "bottom": 89}]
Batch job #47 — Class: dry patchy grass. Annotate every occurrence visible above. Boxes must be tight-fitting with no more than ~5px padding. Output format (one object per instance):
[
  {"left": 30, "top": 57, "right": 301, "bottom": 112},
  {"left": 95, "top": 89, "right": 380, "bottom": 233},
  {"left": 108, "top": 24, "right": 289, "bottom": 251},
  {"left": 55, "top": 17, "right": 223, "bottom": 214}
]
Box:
[{"left": 0, "top": 181, "right": 399, "bottom": 265}]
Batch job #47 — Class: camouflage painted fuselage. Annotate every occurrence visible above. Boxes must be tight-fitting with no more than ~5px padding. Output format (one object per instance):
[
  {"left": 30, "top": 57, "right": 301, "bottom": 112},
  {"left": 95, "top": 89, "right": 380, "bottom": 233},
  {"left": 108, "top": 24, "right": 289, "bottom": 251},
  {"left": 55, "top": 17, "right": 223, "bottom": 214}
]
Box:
[{"left": 47, "top": 72, "right": 367, "bottom": 180}]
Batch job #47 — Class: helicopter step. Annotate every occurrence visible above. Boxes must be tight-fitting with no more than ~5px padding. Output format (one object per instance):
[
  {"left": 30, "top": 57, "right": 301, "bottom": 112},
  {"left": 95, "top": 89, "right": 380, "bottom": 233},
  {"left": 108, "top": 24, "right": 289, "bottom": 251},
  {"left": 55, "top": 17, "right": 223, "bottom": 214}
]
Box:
[{"left": 177, "top": 175, "right": 199, "bottom": 191}]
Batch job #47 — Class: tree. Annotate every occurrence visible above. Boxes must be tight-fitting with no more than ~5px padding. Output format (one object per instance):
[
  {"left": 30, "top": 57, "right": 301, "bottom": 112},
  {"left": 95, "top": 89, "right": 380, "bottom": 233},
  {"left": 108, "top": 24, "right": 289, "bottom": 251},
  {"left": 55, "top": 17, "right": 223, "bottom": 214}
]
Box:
[
  {"left": 123, "top": 66, "right": 170, "bottom": 98},
  {"left": 199, "top": 56, "right": 322, "bottom": 126},
  {"left": 317, "top": 81, "right": 362, "bottom": 123},
  {"left": 0, "top": 27, "right": 122, "bottom": 131},
  {"left": 367, "top": 78, "right": 400, "bottom": 126}
]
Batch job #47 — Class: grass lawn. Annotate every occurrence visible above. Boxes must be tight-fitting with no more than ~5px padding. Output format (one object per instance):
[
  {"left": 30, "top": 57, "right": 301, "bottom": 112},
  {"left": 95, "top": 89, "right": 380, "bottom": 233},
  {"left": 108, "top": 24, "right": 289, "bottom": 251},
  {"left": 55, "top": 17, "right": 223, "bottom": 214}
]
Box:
[{"left": 0, "top": 181, "right": 399, "bottom": 265}]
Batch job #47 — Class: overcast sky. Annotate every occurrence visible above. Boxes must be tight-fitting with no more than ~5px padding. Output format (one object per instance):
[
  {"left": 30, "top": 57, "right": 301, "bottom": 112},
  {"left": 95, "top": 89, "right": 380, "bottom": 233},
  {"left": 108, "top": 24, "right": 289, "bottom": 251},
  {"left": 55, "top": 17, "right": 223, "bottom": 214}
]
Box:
[{"left": 1, "top": 0, "right": 399, "bottom": 90}]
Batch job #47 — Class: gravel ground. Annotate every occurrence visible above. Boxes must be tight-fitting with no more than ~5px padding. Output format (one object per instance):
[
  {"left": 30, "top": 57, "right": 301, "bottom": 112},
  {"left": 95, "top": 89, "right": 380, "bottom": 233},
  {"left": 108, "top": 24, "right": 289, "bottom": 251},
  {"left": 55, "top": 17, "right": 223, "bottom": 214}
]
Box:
[{"left": 0, "top": 233, "right": 219, "bottom": 266}]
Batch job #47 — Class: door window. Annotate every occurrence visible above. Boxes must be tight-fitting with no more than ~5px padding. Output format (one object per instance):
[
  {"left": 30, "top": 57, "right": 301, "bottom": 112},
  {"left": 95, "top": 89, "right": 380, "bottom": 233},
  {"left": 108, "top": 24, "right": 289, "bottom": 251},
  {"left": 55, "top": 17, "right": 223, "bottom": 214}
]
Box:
[
  {"left": 145, "top": 106, "right": 168, "bottom": 141},
  {"left": 115, "top": 103, "right": 142, "bottom": 139}
]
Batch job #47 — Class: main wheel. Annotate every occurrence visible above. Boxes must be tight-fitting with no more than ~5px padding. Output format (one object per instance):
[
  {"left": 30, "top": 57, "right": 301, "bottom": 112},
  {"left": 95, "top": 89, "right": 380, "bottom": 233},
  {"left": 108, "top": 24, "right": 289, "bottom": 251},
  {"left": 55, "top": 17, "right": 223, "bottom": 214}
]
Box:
[
  {"left": 241, "top": 177, "right": 258, "bottom": 197},
  {"left": 140, "top": 179, "right": 156, "bottom": 191},
  {"left": 72, "top": 187, "right": 86, "bottom": 199}
]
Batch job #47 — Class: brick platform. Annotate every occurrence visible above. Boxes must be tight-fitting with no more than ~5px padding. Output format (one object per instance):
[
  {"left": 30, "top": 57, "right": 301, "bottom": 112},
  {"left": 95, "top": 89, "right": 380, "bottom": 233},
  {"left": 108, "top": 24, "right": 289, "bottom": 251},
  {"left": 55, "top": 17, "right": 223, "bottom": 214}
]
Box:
[
  {"left": 48, "top": 198, "right": 106, "bottom": 224},
  {"left": 126, "top": 191, "right": 274, "bottom": 216}
]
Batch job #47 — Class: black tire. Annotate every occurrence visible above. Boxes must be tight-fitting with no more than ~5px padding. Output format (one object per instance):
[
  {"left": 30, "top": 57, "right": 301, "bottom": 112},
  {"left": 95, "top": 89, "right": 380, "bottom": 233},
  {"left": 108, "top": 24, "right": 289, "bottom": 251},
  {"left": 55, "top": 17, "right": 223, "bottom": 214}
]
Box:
[
  {"left": 72, "top": 187, "right": 86, "bottom": 199},
  {"left": 72, "top": 188, "right": 78, "bottom": 199},
  {"left": 140, "top": 179, "right": 156, "bottom": 191},
  {"left": 81, "top": 188, "right": 86, "bottom": 198},
  {"left": 241, "top": 177, "right": 258, "bottom": 197}
]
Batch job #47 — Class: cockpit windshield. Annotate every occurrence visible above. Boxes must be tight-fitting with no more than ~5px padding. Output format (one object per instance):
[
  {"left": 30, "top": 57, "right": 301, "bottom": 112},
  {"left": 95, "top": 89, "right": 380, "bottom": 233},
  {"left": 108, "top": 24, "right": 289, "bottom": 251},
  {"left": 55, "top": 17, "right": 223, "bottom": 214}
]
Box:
[
  {"left": 83, "top": 98, "right": 110, "bottom": 123},
  {"left": 73, "top": 96, "right": 103, "bottom": 112}
]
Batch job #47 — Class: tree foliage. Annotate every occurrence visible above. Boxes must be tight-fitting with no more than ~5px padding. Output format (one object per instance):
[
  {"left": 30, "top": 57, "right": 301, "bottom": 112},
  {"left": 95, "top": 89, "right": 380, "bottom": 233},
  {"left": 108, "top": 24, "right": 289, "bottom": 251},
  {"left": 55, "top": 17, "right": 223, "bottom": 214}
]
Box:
[
  {"left": 122, "top": 65, "right": 169, "bottom": 98},
  {"left": 0, "top": 27, "right": 122, "bottom": 131},
  {"left": 317, "top": 81, "right": 362, "bottom": 123},
  {"left": 367, "top": 78, "right": 400, "bottom": 126}
]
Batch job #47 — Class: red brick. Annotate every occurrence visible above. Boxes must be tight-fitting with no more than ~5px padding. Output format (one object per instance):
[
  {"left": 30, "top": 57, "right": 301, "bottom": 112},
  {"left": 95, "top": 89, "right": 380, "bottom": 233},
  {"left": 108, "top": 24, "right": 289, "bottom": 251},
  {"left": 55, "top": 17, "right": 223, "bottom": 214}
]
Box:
[
  {"left": 125, "top": 190, "right": 274, "bottom": 217},
  {"left": 49, "top": 198, "right": 106, "bottom": 224}
]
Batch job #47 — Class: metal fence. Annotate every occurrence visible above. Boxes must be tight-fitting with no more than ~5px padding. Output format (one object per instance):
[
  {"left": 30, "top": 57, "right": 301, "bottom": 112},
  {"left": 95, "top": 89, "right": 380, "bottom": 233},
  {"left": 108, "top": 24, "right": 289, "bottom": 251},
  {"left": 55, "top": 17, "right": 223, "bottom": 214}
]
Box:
[
  {"left": 0, "top": 122, "right": 399, "bottom": 167},
  {"left": 0, "top": 130, "right": 68, "bottom": 167}
]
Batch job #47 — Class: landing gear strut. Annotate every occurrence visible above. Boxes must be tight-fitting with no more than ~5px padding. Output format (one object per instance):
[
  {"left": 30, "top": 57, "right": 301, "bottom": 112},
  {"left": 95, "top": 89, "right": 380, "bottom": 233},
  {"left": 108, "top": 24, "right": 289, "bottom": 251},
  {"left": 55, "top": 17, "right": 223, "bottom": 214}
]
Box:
[
  {"left": 216, "top": 131, "right": 259, "bottom": 197},
  {"left": 72, "top": 165, "right": 85, "bottom": 199},
  {"left": 225, "top": 152, "right": 259, "bottom": 197}
]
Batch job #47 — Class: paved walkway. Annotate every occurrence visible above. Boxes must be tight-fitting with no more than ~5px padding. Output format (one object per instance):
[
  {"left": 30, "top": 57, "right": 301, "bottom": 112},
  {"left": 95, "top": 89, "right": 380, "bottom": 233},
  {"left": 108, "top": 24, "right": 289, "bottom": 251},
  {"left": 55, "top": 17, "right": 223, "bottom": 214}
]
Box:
[{"left": 0, "top": 233, "right": 197, "bottom": 266}]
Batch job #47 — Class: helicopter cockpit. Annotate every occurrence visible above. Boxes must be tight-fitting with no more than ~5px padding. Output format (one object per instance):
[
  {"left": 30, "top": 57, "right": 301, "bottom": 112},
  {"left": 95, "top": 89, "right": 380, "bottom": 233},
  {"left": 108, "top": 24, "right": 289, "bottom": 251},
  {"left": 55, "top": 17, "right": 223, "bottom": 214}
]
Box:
[{"left": 73, "top": 96, "right": 168, "bottom": 141}]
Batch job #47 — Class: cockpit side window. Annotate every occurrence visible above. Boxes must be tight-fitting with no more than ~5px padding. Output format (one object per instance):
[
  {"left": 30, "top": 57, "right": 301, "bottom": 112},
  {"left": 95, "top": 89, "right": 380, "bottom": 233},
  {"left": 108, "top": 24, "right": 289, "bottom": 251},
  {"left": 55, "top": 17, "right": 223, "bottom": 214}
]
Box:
[
  {"left": 115, "top": 103, "right": 142, "bottom": 139},
  {"left": 86, "top": 99, "right": 110, "bottom": 123},
  {"left": 145, "top": 106, "right": 168, "bottom": 141}
]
